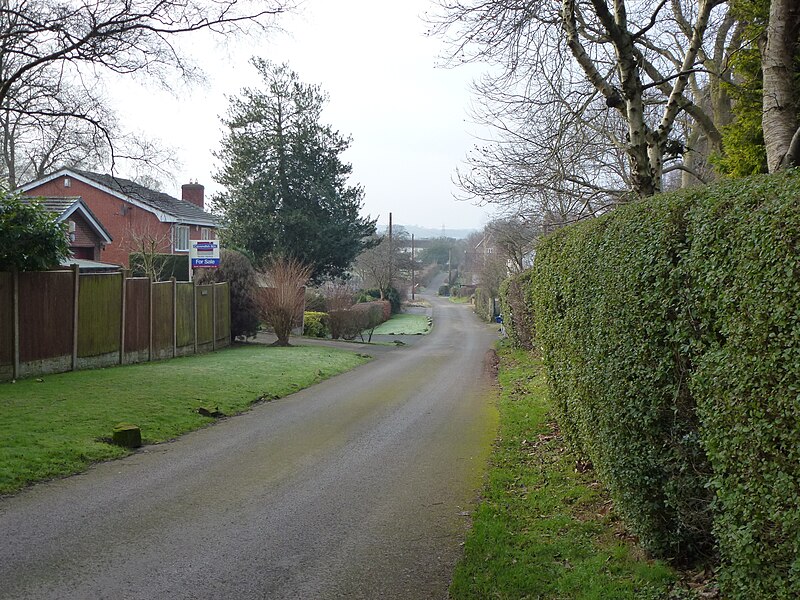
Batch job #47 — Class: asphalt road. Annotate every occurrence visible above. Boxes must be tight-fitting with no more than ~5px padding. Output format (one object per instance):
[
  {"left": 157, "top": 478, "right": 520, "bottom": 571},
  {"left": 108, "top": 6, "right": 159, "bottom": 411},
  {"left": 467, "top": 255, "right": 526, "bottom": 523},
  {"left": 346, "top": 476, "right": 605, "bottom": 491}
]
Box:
[{"left": 0, "top": 291, "right": 499, "bottom": 600}]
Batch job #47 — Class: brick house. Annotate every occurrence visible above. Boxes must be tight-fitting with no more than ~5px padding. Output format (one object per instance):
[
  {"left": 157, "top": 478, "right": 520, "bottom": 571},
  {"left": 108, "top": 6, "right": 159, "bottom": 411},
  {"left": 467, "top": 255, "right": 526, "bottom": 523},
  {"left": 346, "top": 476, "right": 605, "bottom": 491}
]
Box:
[
  {"left": 34, "top": 197, "right": 113, "bottom": 261},
  {"left": 18, "top": 168, "right": 218, "bottom": 268}
]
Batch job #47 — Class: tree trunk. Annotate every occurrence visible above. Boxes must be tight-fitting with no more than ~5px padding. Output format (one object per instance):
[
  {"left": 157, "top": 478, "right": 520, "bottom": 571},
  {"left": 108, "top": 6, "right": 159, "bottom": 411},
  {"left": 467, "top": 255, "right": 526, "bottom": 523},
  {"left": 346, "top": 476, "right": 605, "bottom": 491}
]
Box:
[{"left": 762, "top": 0, "right": 800, "bottom": 172}]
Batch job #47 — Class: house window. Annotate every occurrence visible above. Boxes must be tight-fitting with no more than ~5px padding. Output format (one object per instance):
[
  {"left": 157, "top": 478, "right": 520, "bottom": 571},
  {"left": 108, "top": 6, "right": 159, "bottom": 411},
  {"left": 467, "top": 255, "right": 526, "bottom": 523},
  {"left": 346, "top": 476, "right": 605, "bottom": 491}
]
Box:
[
  {"left": 173, "top": 225, "right": 190, "bottom": 252},
  {"left": 64, "top": 177, "right": 71, "bottom": 188},
  {"left": 201, "top": 227, "right": 214, "bottom": 240}
]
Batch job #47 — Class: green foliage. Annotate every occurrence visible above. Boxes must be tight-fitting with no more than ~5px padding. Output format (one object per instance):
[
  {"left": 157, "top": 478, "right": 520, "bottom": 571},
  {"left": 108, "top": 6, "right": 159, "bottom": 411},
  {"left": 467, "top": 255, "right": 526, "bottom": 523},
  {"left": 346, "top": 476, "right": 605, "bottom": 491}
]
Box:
[
  {"left": 418, "top": 237, "right": 460, "bottom": 266},
  {"left": 129, "top": 253, "right": 190, "bottom": 281},
  {"left": 521, "top": 170, "right": 800, "bottom": 596},
  {"left": 437, "top": 284, "right": 450, "bottom": 296},
  {"left": 195, "top": 249, "right": 260, "bottom": 339},
  {"left": 450, "top": 346, "right": 677, "bottom": 599},
  {"left": 0, "top": 191, "right": 69, "bottom": 271},
  {"left": 715, "top": 43, "right": 768, "bottom": 177},
  {"left": 369, "top": 313, "right": 430, "bottom": 336},
  {"left": 213, "top": 59, "right": 376, "bottom": 282},
  {"left": 302, "top": 311, "right": 329, "bottom": 338},
  {"left": 358, "top": 286, "right": 401, "bottom": 313},
  {"left": 0, "top": 345, "right": 369, "bottom": 494},
  {"left": 498, "top": 272, "right": 535, "bottom": 351},
  {"left": 473, "top": 287, "right": 496, "bottom": 322}
]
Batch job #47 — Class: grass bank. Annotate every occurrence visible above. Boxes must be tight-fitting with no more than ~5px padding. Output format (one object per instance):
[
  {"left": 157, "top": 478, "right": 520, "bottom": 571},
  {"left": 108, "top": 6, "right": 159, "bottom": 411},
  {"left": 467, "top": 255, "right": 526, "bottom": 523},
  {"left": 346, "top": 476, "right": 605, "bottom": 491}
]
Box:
[
  {"left": 450, "top": 344, "right": 679, "bottom": 599},
  {"left": 0, "top": 344, "right": 369, "bottom": 495},
  {"left": 370, "top": 313, "right": 431, "bottom": 335}
]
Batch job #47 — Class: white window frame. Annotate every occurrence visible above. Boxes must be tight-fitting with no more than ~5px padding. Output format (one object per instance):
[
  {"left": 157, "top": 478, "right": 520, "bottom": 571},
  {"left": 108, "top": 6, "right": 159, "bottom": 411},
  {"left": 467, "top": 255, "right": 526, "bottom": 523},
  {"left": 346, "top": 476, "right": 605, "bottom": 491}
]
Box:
[
  {"left": 201, "top": 227, "right": 214, "bottom": 240},
  {"left": 173, "top": 224, "right": 190, "bottom": 252}
]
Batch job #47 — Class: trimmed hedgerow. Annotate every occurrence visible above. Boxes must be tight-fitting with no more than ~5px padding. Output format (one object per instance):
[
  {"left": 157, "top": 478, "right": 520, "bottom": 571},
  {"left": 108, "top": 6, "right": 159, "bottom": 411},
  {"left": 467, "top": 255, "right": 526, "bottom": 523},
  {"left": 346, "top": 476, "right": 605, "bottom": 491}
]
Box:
[
  {"left": 499, "top": 272, "right": 536, "bottom": 351},
  {"left": 684, "top": 174, "right": 800, "bottom": 598},
  {"left": 474, "top": 287, "right": 496, "bottom": 322},
  {"left": 528, "top": 193, "right": 714, "bottom": 562},
  {"left": 518, "top": 169, "right": 800, "bottom": 597}
]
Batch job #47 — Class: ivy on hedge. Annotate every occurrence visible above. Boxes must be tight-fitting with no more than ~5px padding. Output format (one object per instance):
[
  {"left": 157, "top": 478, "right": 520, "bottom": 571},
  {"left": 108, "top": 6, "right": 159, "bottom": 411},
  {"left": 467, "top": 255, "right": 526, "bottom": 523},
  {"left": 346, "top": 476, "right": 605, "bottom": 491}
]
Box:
[{"left": 510, "top": 170, "right": 800, "bottom": 598}]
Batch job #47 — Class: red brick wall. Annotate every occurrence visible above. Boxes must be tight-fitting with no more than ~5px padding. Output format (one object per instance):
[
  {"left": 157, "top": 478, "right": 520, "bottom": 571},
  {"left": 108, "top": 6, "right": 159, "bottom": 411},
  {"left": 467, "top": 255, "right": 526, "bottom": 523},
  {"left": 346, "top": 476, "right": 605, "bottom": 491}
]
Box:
[
  {"left": 24, "top": 176, "right": 214, "bottom": 267},
  {"left": 66, "top": 212, "right": 103, "bottom": 260}
]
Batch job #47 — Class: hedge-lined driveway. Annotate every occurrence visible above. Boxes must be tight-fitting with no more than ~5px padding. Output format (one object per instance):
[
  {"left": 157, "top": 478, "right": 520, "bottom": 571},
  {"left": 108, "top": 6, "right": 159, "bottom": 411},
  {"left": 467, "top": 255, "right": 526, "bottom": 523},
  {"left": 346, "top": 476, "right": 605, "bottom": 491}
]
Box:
[{"left": 0, "top": 291, "right": 498, "bottom": 600}]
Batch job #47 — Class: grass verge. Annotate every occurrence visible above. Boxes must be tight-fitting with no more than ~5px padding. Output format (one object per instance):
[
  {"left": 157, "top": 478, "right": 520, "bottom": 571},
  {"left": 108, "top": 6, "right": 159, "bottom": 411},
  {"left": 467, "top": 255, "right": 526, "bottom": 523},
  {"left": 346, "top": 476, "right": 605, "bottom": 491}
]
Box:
[
  {"left": 449, "top": 296, "right": 471, "bottom": 304},
  {"left": 0, "top": 344, "right": 369, "bottom": 495},
  {"left": 370, "top": 313, "right": 431, "bottom": 335},
  {"left": 450, "top": 343, "right": 678, "bottom": 599}
]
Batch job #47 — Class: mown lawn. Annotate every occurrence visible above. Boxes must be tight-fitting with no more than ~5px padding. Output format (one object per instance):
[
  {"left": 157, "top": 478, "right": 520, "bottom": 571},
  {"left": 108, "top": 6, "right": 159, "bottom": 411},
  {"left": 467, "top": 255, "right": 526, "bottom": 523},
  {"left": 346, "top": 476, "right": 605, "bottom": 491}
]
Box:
[
  {"left": 450, "top": 344, "right": 679, "bottom": 599},
  {"left": 0, "top": 344, "right": 369, "bottom": 495},
  {"left": 370, "top": 313, "right": 431, "bottom": 335}
]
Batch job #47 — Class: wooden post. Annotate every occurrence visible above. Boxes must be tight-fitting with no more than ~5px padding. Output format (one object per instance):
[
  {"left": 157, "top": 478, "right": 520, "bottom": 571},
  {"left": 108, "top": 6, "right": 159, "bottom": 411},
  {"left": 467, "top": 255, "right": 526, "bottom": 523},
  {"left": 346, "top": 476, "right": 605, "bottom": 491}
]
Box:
[
  {"left": 212, "top": 283, "right": 217, "bottom": 351},
  {"left": 119, "top": 271, "right": 127, "bottom": 365},
  {"left": 12, "top": 268, "right": 19, "bottom": 380},
  {"left": 72, "top": 263, "right": 80, "bottom": 371},
  {"left": 193, "top": 279, "right": 198, "bottom": 355},
  {"left": 171, "top": 276, "right": 177, "bottom": 358}
]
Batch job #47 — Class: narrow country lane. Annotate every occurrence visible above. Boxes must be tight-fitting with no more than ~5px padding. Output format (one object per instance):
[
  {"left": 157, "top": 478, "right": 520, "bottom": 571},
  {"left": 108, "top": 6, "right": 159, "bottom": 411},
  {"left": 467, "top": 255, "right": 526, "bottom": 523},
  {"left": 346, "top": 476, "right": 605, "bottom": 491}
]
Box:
[{"left": 0, "top": 290, "right": 499, "bottom": 600}]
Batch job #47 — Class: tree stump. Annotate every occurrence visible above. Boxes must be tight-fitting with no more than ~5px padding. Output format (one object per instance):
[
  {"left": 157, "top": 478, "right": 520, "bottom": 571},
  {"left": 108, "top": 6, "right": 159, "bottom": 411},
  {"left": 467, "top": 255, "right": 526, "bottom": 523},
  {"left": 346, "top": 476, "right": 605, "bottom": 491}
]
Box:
[{"left": 112, "top": 423, "right": 142, "bottom": 448}]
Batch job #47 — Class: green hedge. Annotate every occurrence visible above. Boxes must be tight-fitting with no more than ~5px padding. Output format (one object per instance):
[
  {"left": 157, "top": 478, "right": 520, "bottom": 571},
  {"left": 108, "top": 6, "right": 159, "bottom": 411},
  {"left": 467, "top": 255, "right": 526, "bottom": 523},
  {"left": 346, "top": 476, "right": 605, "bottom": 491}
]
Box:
[
  {"left": 499, "top": 273, "right": 535, "bottom": 351},
  {"left": 515, "top": 170, "right": 800, "bottom": 597},
  {"left": 474, "top": 287, "right": 496, "bottom": 322}
]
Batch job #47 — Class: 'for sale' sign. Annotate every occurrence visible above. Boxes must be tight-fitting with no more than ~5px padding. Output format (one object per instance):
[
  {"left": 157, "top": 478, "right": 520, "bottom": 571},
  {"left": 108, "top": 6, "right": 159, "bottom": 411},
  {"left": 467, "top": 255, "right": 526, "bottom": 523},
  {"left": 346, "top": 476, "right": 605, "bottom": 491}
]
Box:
[{"left": 190, "top": 241, "right": 220, "bottom": 268}]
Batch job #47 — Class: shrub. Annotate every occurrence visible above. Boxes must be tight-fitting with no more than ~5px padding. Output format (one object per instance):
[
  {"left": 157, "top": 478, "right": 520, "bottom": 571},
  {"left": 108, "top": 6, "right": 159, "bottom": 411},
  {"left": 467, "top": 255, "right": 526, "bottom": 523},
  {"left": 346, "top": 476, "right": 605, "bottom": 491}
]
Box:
[
  {"left": 302, "top": 311, "right": 329, "bottom": 338},
  {"left": 499, "top": 273, "right": 535, "bottom": 351},
  {"left": 0, "top": 192, "right": 69, "bottom": 271},
  {"left": 438, "top": 284, "right": 450, "bottom": 296},
  {"left": 304, "top": 288, "right": 327, "bottom": 312},
  {"left": 257, "top": 258, "right": 312, "bottom": 346},
  {"left": 473, "top": 287, "right": 496, "bottom": 322},
  {"left": 194, "top": 249, "right": 260, "bottom": 340},
  {"left": 328, "top": 301, "right": 388, "bottom": 341},
  {"left": 526, "top": 170, "right": 800, "bottom": 596},
  {"left": 358, "top": 287, "right": 402, "bottom": 313}
]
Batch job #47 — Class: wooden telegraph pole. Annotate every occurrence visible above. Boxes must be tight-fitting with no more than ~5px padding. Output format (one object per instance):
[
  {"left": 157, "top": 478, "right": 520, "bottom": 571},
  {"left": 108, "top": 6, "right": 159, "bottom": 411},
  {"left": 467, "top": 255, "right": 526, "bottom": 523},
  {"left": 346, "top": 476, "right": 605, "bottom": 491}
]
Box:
[{"left": 411, "top": 234, "right": 415, "bottom": 301}]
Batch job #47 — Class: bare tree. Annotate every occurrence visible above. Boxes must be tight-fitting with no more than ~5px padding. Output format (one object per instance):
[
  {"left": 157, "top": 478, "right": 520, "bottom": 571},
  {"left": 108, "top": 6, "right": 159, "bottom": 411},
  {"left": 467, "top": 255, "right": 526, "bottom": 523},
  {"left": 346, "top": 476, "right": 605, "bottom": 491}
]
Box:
[
  {"left": 433, "top": 0, "right": 736, "bottom": 203},
  {"left": 123, "top": 221, "right": 172, "bottom": 281},
  {"left": 485, "top": 217, "right": 540, "bottom": 273},
  {"left": 257, "top": 257, "right": 311, "bottom": 347},
  {"left": 0, "top": 0, "right": 292, "bottom": 182}
]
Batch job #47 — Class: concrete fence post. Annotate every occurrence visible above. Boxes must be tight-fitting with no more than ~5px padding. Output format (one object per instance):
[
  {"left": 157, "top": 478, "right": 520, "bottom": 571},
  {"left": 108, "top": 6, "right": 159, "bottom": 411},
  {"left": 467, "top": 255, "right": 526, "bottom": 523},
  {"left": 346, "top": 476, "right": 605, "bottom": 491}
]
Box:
[
  {"left": 172, "top": 276, "right": 177, "bottom": 358},
  {"left": 120, "top": 271, "right": 128, "bottom": 365},
  {"left": 12, "top": 268, "right": 19, "bottom": 380},
  {"left": 71, "top": 264, "right": 80, "bottom": 371}
]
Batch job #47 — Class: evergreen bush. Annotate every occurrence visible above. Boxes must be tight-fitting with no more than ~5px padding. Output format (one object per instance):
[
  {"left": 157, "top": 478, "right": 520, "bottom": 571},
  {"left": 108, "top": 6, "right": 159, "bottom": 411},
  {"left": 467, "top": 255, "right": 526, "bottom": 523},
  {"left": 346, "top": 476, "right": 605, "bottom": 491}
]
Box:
[
  {"left": 517, "top": 170, "right": 800, "bottom": 596},
  {"left": 302, "top": 311, "right": 329, "bottom": 338}
]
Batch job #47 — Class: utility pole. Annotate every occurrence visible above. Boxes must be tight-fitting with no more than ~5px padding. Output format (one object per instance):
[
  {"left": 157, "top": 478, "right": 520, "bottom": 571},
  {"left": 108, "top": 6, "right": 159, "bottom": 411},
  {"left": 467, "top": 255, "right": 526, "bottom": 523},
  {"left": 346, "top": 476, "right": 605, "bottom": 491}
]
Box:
[
  {"left": 448, "top": 247, "right": 452, "bottom": 289},
  {"left": 411, "top": 234, "right": 415, "bottom": 301},
  {"left": 388, "top": 212, "right": 393, "bottom": 292}
]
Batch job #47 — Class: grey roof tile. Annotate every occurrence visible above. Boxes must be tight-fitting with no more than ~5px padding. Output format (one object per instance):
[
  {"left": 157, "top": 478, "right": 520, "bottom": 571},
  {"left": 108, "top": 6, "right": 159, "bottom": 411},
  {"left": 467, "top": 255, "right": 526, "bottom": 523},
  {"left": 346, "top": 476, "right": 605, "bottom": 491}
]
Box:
[{"left": 73, "top": 169, "right": 218, "bottom": 226}]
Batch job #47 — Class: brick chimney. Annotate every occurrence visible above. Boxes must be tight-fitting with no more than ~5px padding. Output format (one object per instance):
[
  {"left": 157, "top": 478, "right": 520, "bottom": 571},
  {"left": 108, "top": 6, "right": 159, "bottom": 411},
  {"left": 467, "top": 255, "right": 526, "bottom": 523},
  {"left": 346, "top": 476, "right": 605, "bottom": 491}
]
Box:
[{"left": 181, "top": 181, "right": 205, "bottom": 209}]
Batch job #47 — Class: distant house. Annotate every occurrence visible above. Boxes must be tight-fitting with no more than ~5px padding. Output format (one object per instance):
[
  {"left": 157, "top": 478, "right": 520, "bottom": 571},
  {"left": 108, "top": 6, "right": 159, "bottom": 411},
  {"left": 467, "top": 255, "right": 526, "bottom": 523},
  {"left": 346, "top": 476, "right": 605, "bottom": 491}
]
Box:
[{"left": 18, "top": 168, "right": 218, "bottom": 268}]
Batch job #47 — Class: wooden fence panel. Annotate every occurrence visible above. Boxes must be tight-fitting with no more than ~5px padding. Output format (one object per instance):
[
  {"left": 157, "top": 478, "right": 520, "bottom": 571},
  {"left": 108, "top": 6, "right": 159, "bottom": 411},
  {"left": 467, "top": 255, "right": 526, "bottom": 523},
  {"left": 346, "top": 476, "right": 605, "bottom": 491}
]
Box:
[
  {"left": 0, "top": 272, "right": 12, "bottom": 374},
  {"left": 18, "top": 271, "right": 73, "bottom": 363},
  {"left": 151, "top": 282, "right": 174, "bottom": 359},
  {"left": 78, "top": 273, "right": 122, "bottom": 359},
  {"left": 1, "top": 271, "right": 231, "bottom": 380},
  {"left": 215, "top": 283, "right": 231, "bottom": 344},
  {"left": 124, "top": 278, "right": 150, "bottom": 355},
  {"left": 196, "top": 284, "right": 214, "bottom": 346},
  {"left": 176, "top": 283, "right": 194, "bottom": 348}
]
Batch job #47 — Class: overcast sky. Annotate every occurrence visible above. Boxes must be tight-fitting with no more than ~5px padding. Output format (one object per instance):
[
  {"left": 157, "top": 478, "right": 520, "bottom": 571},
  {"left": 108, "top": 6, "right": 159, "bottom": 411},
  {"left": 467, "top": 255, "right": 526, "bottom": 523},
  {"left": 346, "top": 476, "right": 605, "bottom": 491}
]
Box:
[{"left": 107, "top": 0, "right": 491, "bottom": 232}]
